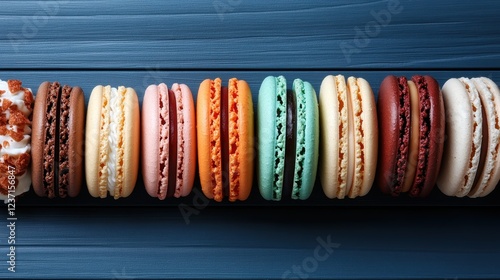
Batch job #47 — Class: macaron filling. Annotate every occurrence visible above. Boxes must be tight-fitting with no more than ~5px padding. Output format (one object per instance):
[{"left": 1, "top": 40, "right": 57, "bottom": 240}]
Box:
[
  {"left": 228, "top": 78, "right": 241, "bottom": 201},
  {"left": 394, "top": 77, "right": 410, "bottom": 195},
  {"left": 347, "top": 77, "right": 364, "bottom": 198},
  {"left": 156, "top": 85, "right": 178, "bottom": 200},
  {"left": 157, "top": 85, "right": 169, "bottom": 199},
  {"left": 291, "top": 80, "right": 307, "bottom": 199},
  {"left": 208, "top": 79, "right": 223, "bottom": 201},
  {"left": 221, "top": 86, "right": 230, "bottom": 198},
  {"left": 103, "top": 86, "right": 125, "bottom": 199},
  {"left": 57, "top": 85, "right": 72, "bottom": 198},
  {"left": 167, "top": 88, "right": 178, "bottom": 198},
  {"left": 42, "top": 82, "right": 61, "bottom": 198},
  {"left": 282, "top": 89, "right": 297, "bottom": 199},
  {"left": 410, "top": 76, "right": 432, "bottom": 197},
  {"left": 458, "top": 78, "right": 482, "bottom": 196},
  {"left": 402, "top": 81, "right": 420, "bottom": 193},
  {"left": 173, "top": 84, "right": 185, "bottom": 198}
]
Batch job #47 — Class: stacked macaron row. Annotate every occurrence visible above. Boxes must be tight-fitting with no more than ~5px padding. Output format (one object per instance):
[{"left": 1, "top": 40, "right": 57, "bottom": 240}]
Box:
[{"left": 1, "top": 75, "right": 500, "bottom": 202}]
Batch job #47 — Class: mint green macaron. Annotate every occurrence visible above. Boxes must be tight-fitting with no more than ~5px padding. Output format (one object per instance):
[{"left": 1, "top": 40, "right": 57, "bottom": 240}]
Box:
[{"left": 257, "top": 76, "right": 319, "bottom": 201}]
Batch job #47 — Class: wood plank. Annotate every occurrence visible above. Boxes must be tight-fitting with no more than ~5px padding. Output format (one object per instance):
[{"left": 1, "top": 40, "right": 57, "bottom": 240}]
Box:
[
  {"left": 7, "top": 206, "right": 500, "bottom": 279},
  {"left": 1, "top": 0, "right": 499, "bottom": 69}
]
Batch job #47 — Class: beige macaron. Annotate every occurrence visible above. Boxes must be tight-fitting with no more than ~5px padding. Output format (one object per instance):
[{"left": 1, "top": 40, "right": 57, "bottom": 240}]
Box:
[
  {"left": 85, "top": 85, "right": 140, "bottom": 199},
  {"left": 319, "top": 75, "right": 378, "bottom": 199}
]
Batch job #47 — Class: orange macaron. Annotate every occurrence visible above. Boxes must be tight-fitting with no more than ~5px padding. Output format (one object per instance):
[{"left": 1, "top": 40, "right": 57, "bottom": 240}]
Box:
[{"left": 197, "top": 78, "right": 254, "bottom": 202}]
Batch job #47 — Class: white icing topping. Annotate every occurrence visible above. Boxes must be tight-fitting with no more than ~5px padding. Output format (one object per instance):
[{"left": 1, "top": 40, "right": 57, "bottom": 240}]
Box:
[
  {"left": 0, "top": 135, "right": 30, "bottom": 157},
  {"left": 0, "top": 80, "right": 32, "bottom": 202}
]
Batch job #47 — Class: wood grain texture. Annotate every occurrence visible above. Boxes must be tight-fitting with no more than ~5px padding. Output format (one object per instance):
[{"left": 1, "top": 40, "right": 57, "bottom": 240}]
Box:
[
  {"left": 1, "top": 0, "right": 499, "bottom": 69},
  {"left": 1, "top": 0, "right": 500, "bottom": 279},
  {"left": 3, "top": 207, "right": 500, "bottom": 279}
]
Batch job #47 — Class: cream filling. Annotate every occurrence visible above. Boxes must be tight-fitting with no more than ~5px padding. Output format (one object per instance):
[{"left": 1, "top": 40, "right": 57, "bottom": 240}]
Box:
[
  {"left": 458, "top": 78, "right": 482, "bottom": 197},
  {"left": 106, "top": 87, "right": 121, "bottom": 196}
]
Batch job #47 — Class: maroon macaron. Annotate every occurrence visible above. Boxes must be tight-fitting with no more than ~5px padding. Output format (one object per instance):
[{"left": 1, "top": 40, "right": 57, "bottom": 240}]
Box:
[{"left": 376, "top": 75, "right": 445, "bottom": 197}]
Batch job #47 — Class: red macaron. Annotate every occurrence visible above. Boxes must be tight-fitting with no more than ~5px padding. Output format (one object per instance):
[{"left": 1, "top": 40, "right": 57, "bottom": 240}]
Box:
[{"left": 376, "top": 75, "right": 445, "bottom": 197}]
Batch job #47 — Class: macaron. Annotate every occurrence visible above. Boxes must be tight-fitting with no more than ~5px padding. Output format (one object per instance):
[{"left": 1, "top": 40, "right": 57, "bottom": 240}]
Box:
[
  {"left": 85, "top": 85, "right": 140, "bottom": 199},
  {"left": 197, "top": 78, "right": 254, "bottom": 202},
  {"left": 32, "top": 82, "right": 85, "bottom": 198},
  {"left": 142, "top": 83, "right": 196, "bottom": 200},
  {"left": 438, "top": 77, "right": 500, "bottom": 197},
  {"left": 0, "top": 79, "right": 34, "bottom": 201},
  {"left": 257, "top": 76, "right": 319, "bottom": 201},
  {"left": 376, "top": 75, "right": 445, "bottom": 197},
  {"left": 319, "top": 75, "right": 378, "bottom": 199}
]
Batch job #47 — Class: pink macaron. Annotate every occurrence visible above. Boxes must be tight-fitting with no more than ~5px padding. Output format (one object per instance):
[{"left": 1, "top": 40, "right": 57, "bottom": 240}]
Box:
[{"left": 141, "top": 83, "right": 196, "bottom": 199}]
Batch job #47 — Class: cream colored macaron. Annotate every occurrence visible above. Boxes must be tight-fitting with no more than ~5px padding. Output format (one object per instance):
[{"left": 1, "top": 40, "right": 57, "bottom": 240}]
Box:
[
  {"left": 438, "top": 77, "right": 500, "bottom": 197},
  {"left": 85, "top": 85, "right": 140, "bottom": 199},
  {"left": 319, "top": 75, "right": 378, "bottom": 199}
]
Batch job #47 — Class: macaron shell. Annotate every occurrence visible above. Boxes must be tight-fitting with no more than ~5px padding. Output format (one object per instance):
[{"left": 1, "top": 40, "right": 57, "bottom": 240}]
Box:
[
  {"left": 410, "top": 75, "right": 444, "bottom": 197},
  {"left": 376, "top": 75, "right": 410, "bottom": 195},
  {"left": 141, "top": 84, "right": 161, "bottom": 198},
  {"left": 67, "top": 86, "right": 85, "bottom": 197},
  {"left": 234, "top": 79, "right": 254, "bottom": 201},
  {"left": 121, "top": 87, "right": 140, "bottom": 197},
  {"left": 173, "top": 83, "right": 196, "bottom": 197},
  {"left": 257, "top": 76, "right": 281, "bottom": 200},
  {"left": 469, "top": 77, "right": 500, "bottom": 197},
  {"left": 31, "top": 81, "right": 50, "bottom": 197},
  {"left": 85, "top": 85, "right": 104, "bottom": 197},
  {"left": 437, "top": 78, "right": 480, "bottom": 197},
  {"left": 319, "top": 75, "right": 342, "bottom": 199},
  {"left": 197, "top": 79, "right": 215, "bottom": 200},
  {"left": 348, "top": 77, "right": 377, "bottom": 198},
  {"left": 293, "top": 79, "right": 319, "bottom": 200}
]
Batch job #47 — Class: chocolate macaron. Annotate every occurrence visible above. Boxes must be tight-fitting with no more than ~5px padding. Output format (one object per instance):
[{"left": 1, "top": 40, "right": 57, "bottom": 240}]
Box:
[
  {"left": 32, "top": 82, "right": 85, "bottom": 198},
  {"left": 376, "top": 75, "right": 445, "bottom": 197}
]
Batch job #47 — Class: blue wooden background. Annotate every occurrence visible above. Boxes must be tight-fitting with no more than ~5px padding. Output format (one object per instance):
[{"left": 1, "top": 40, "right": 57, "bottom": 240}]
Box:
[{"left": 1, "top": 0, "right": 500, "bottom": 279}]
